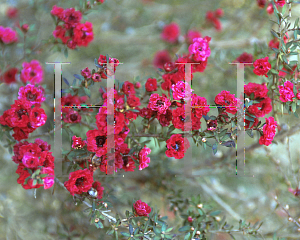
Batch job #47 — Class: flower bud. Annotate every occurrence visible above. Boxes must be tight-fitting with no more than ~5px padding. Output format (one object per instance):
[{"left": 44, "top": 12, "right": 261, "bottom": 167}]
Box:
[
  {"left": 202, "top": 138, "right": 206, "bottom": 143},
  {"left": 190, "top": 227, "right": 195, "bottom": 231},
  {"left": 187, "top": 216, "right": 193, "bottom": 222},
  {"left": 215, "top": 216, "right": 221, "bottom": 222},
  {"left": 288, "top": 217, "right": 293, "bottom": 222},
  {"left": 95, "top": 218, "right": 100, "bottom": 223},
  {"left": 196, "top": 231, "right": 201, "bottom": 235},
  {"left": 197, "top": 204, "right": 203, "bottom": 209},
  {"left": 21, "top": 24, "right": 29, "bottom": 33},
  {"left": 135, "top": 82, "right": 141, "bottom": 88}
]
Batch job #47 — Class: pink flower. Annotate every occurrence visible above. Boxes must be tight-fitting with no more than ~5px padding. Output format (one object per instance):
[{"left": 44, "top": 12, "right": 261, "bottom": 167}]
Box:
[
  {"left": 41, "top": 167, "right": 55, "bottom": 189},
  {"left": 275, "top": 0, "right": 286, "bottom": 7},
  {"left": 133, "top": 200, "right": 152, "bottom": 217},
  {"left": 29, "top": 107, "right": 47, "bottom": 128},
  {"left": 81, "top": 67, "right": 92, "bottom": 78},
  {"left": 64, "top": 169, "right": 94, "bottom": 196},
  {"left": 278, "top": 81, "right": 295, "bottom": 102},
  {"left": 18, "top": 84, "right": 46, "bottom": 107},
  {"left": 138, "top": 146, "right": 151, "bottom": 170},
  {"left": 253, "top": 57, "right": 271, "bottom": 77},
  {"left": 0, "top": 26, "right": 18, "bottom": 44},
  {"left": 161, "top": 22, "right": 180, "bottom": 43},
  {"left": 20, "top": 60, "right": 44, "bottom": 84},
  {"left": 266, "top": 3, "right": 274, "bottom": 14},
  {"left": 188, "top": 37, "right": 211, "bottom": 62},
  {"left": 148, "top": 93, "right": 171, "bottom": 115},
  {"left": 22, "top": 153, "right": 40, "bottom": 168},
  {"left": 172, "top": 81, "right": 193, "bottom": 100},
  {"left": 259, "top": 116, "right": 277, "bottom": 146}
]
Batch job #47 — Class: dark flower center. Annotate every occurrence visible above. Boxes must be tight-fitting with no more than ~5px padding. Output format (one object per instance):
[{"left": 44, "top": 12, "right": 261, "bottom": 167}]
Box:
[
  {"left": 75, "top": 177, "right": 85, "bottom": 187},
  {"left": 95, "top": 136, "right": 106, "bottom": 147},
  {"left": 172, "top": 143, "right": 180, "bottom": 151},
  {"left": 30, "top": 71, "right": 36, "bottom": 77},
  {"left": 70, "top": 113, "right": 78, "bottom": 121},
  {"left": 17, "top": 109, "right": 26, "bottom": 119},
  {"left": 156, "top": 100, "right": 163, "bottom": 106},
  {"left": 198, "top": 47, "right": 203, "bottom": 51},
  {"left": 27, "top": 92, "right": 37, "bottom": 101},
  {"left": 180, "top": 116, "right": 185, "bottom": 122}
]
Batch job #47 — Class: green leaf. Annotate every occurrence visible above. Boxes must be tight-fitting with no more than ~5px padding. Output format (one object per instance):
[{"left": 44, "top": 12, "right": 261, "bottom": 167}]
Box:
[
  {"left": 120, "top": 232, "right": 131, "bottom": 237},
  {"left": 64, "top": 48, "right": 68, "bottom": 58},
  {"left": 210, "top": 210, "right": 221, "bottom": 216},
  {"left": 178, "top": 225, "right": 191, "bottom": 232},
  {"left": 84, "top": 88, "right": 91, "bottom": 97},
  {"left": 292, "top": 102, "right": 296, "bottom": 112},
  {"left": 271, "top": 30, "right": 279, "bottom": 39},
  {"left": 184, "top": 232, "right": 191, "bottom": 240}
]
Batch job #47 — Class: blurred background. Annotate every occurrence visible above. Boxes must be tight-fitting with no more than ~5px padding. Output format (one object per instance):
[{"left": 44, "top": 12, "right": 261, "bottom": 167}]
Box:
[{"left": 1, "top": 0, "right": 300, "bottom": 239}]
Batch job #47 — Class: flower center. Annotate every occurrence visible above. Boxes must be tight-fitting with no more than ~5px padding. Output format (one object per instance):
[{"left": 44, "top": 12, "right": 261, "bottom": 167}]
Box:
[
  {"left": 70, "top": 113, "right": 78, "bottom": 121},
  {"left": 27, "top": 92, "right": 37, "bottom": 101},
  {"left": 95, "top": 136, "right": 106, "bottom": 147},
  {"left": 75, "top": 177, "right": 85, "bottom": 187},
  {"left": 30, "top": 71, "right": 36, "bottom": 77},
  {"left": 172, "top": 143, "right": 179, "bottom": 151},
  {"left": 17, "top": 109, "right": 26, "bottom": 119}
]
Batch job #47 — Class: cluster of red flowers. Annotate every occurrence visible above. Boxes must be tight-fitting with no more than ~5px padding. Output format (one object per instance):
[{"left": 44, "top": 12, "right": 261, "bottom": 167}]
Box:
[
  {"left": 0, "top": 84, "right": 47, "bottom": 141},
  {"left": 0, "top": 25, "right": 18, "bottom": 44},
  {"left": 244, "top": 82, "right": 272, "bottom": 130},
  {"left": 51, "top": 5, "right": 94, "bottom": 49},
  {"left": 64, "top": 169, "right": 104, "bottom": 199},
  {"left": 13, "top": 138, "right": 55, "bottom": 190},
  {"left": 278, "top": 80, "right": 300, "bottom": 102},
  {"left": 205, "top": 8, "right": 224, "bottom": 31},
  {"left": 269, "top": 33, "right": 289, "bottom": 50},
  {"left": 256, "top": 0, "right": 285, "bottom": 14}
]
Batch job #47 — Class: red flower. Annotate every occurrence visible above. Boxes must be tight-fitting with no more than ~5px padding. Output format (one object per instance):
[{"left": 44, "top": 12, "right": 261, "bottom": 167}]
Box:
[
  {"left": 20, "top": 60, "right": 44, "bottom": 84},
  {"left": 1, "top": 68, "right": 18, "bottom": 84},
  {"left": 257, "top": 0, "right": 267, "bottom": 8},
  {"left": 53, "top": 25, "right": 70, "bottom": 44},
  {"left": 64, "top": 169, "right": 94, "bottom": 196},
  {"left": 6, "top": 7, "right": 18, "bottom": 18},
  {"left": 244, "top": 82, "right": 268, "bottom": 99},
  {"left": 86, "top": 129, "right": 107, "bottom": 157},
  {"left": 122, "top": 81, "right": 136, "bottom": 95},
  {"left": 72, "top": 136, "right": 86, "bottom": 149},
  {"left": 215, "top": 90, "right": 239, "bottom": 114},
  {"left": 138, "top": 146, "right": 151, "bottom": 170},
  {"left": 148, "top": 93, "right": 171, "bottom": 115},
  {"left": 29, "top": 107, "right": 47, "bottom": 128},
  {"left": 81, "top": 67, "right": 92, "bottom": 78},
  {"left": 191, "top": 94, "right": 210, "bottom": 118},
  {"left": 41, "top": 167, "right": 55, "bottom": 189},
  {"left": 50, "top": 5, "right": 64, "bottom": 18},
  {"left": 185, "top": 30, "right": 202, "bottom": 44},
  {"left": 92, "top": 181, "right": 104, "bottom": 199},
  {"left": 133, "top": 200, "right": 152, "bottom": 217},
  {"left": 165, "top": 134, "right": 190, "bottom": 159},
  {"left": 266, "top": 4, "right": 274, "bottom": 14},
  {"left": 145, "top": 78, "right": 157, "bottom": 92},
  {"left": 18, "top": 84, "right": 45, "bottom": 107},
  {"left": 248, "top": 97, "right": 272, "bottom": 118},
  {"left": 275, "top": 0, "right": 286, "bottom": 7},
  {"left": 61, "top": 8, "right": 82, "bottom": 29},
  {"left": 268, "top": 39, "right": 279, "bottom": 49},
  {"left": 153, "top": 50, "right": 172, "bottom": 69},
  {"left": 73, "top": 22, "right": 94, "bottom": 47},
  {"left": 22, "top": 153, "right": 40, "bottom": 169},
  {"left": 157, "top": 109, "right": 172, "bottom": 127},
  {"left": 235, "top": 52, "right": 253, "bottom": 64},
  {"left": 259, "top": 116, "right": 277, "bottom": 146},
  {"left": 64, "top": 110, "right": 82, "bottom": 123},
  {"left": 127, "top": 95, "right": 141, "bottom": 107},
  {"left": 161, "top": 22, "right": 180, "bottom": 43},
  {"left": 253, "top": 57, "right": 271, "bottom": 77}
]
